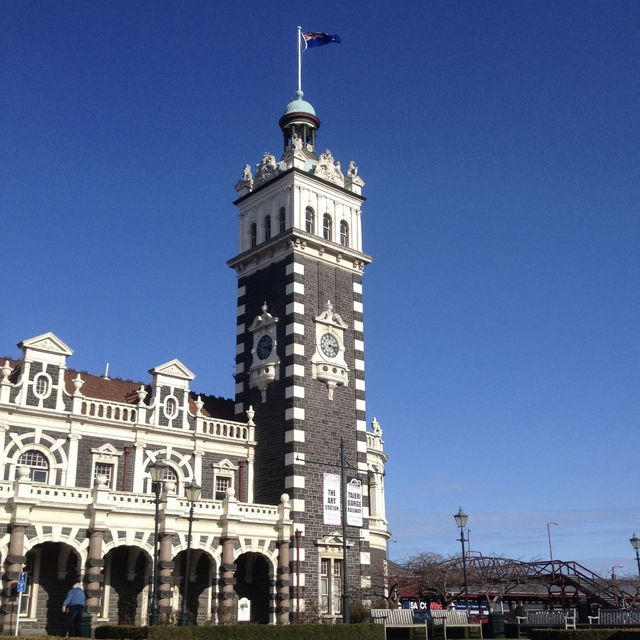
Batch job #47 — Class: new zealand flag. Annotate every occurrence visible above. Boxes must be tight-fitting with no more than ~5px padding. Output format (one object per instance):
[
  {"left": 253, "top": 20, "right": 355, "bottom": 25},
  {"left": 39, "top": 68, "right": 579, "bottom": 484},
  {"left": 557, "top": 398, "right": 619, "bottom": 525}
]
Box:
[{"left": 302, "top": 32, "right": 342, "bottom": 49}]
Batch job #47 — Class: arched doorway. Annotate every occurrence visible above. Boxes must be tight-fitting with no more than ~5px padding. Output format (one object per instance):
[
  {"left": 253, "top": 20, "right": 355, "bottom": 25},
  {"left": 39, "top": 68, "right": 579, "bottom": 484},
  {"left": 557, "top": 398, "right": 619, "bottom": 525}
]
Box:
[
  {"left": 23, "top": 542, "right": 81, "bottom": 635},
  {"left": 234, "top": 553, "right": 271, "bottom": 624},
  {"left": 103, "top": 546, "right": 148, "bottom": 625},
  {"left": 174, "top": 550, "right": 214, "bottom": 624}
]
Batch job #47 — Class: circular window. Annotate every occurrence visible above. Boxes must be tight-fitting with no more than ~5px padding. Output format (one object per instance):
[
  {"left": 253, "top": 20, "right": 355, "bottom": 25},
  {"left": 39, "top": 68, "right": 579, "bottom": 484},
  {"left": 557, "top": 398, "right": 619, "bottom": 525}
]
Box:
[
  {"left": 33, "top": 373, "right": 51, "bottom": 399},
  {"left": 164, "top": 396, "right": 178, "bottom": 419}
]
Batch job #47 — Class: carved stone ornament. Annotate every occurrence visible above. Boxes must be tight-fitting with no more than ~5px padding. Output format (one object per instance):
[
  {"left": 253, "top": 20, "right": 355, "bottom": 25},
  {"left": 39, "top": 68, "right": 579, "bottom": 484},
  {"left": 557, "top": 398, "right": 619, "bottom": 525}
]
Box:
[
  {"left": 254, "top": 152, "right": 279, "bottom": 185},
  {"left": 235, "top": 163, "right": 254, "bottom": 194},
  {"left": 313, "top": 149, "right": 345, "bottom": 187}
]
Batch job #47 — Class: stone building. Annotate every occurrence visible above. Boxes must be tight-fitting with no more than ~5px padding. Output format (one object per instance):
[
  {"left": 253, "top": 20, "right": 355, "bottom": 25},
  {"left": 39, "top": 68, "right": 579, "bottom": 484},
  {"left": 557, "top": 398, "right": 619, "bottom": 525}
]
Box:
[{"left": 0, "top": 90, "right": 389, "bottom": 633}]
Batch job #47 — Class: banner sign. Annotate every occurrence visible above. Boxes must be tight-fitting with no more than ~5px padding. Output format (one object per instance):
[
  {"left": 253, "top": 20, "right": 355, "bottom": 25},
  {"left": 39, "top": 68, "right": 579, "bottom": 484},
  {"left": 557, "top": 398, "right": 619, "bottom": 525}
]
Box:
[
  {"left": 323, "top": 473, "right": 341, "bottom": 525},
  {"left": 346, "top": 477, "right": 363, "bottom": 527}
]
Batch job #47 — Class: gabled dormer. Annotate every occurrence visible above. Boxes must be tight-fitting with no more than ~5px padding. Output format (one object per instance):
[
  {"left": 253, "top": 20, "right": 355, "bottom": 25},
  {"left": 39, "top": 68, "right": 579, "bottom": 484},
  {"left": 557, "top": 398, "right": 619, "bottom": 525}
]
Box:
[
  {"left": 11, "top": 332, "right": 73, "bottom": 411},
  {"left": 147, "top": 359, "right": 195, "bottom": 430}
]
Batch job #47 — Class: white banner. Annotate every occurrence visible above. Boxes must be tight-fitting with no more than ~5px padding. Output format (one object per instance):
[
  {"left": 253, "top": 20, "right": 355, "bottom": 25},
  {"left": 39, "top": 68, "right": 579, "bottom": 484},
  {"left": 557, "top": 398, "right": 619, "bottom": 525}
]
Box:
[
  {"left": 323, "top": 473, "right": 341, "bottom": 525},
  {"left": 346, "top": 477, "right": 363, "bottom": 527}
]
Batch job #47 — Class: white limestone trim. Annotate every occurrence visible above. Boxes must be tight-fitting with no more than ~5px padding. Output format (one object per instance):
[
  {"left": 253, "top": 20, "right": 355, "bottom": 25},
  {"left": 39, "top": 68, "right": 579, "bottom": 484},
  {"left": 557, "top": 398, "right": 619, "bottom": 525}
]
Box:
[
  {"left": 361, "top": 575, "right": 372, "bottom": 589},
  {"left": 236, "top": 343, "right": 244, "bottom": 355},
  {"left": 285, "top": 385, "right": 305, "bottom": 399},
  {"left": 285, "top": 322, "right": 305, "bottom": 336},
  {"left": 286, "top": 301, "right": 305, "bottom": 315},
  {"left": 285, "top": 407, "right": 305, "bottom": 421},
  {"left": 284, "top": 475, "right": 305, "bottom": 489},
  {"left": 356, "top": 399, "right": 366, "bottom": 411},
  {"left": 353, "top": 282, "right": 363, "bottom": 294},
  {"left": 358, "top": 461, "right": 369, "bottom": 472},
  {"left": 285, "top": 364, "right": 305, "bottom": 378},
  {"left": 236, "top": 323, "right": 245, "bottom": 336},
  {"left": 237, "top": 304, "right": 245, "bottom": 316},
  {"left": 290, "top": 498, "right": 305, "bottom": 512},
  {"left": 234, "top": 402, "right": 244, "bottom": 415},
  {"left": 235, "top": 362, "right": 244, "bottom": 374},
  {"left": 235, "top": 382, "right": 243, "bottom": 395},
  {"left": 360, "top": 551, "right": 371, "bottom": 565},
  {"left": 285, "top": 343, "right": 305, "bottom": 356},
  {"left": 284, "top": 428, "right": 305, "bottom": 442},
  {"left": 353, "top": 319, "right": 364, "bottom": 332},
  {"left": 290, "top": 573, "right": 306, "bottom": 586},
  {"left": 355, "top": 378, "right": 365, "bottom": 391},
  {"left": 286, "top": 262, "right": 305, "bottom": 276},
  {"left": 354, "top": 358, "right": 365, "bottom": 371},
  {"left": 285, "top": 452, "right": 305, "bottom": 466},
  {"left": 238, "top": 285, "right": 246, "bottom": 297},
  {"left": 356, "top": 419, "right": 367, "bottom": 432},
  {"left": 353, "top": 300, "right": 363, "bottom": 314},
  {"left": 286, "top": 281, "right": 305, "bottom": 295},
  {"left": 354, "top": 339, "right": 364, "bottom": 352},
  {"left": 356, "top": 439, "right": 367, "bottom": 453}
]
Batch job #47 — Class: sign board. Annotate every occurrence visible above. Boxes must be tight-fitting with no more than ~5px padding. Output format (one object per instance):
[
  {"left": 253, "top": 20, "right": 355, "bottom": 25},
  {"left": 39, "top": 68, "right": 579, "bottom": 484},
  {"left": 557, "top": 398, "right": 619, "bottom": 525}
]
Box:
[
  {"left": 323, "top": 473, "right": 341, "bottom": 525},
  {"left": 237, "top": 597, "right": 251, "bottom": 623},
  {"left": 346, "top": 477, "right": 363, "bottom": 527},
  {"left": 18, "top": 573, "right": 27, "bottom": 584},
  {"left": 16, "top": 582, "right": 26, "bottom": 594}
]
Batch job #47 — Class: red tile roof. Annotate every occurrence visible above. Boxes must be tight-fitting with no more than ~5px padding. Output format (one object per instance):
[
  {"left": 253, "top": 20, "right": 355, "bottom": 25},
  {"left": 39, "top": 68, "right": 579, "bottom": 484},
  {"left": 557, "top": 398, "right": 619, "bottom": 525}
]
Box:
[{"left": 0, "top": 357, "right": 235, "bottom": 420}]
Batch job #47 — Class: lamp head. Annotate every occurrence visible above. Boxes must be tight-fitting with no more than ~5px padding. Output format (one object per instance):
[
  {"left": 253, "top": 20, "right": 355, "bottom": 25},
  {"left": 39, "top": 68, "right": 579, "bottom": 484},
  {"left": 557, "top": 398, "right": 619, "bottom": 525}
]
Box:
[
  {"left": 148, "top": 456, "right": 168, "bottom": 483},
  {"left": 454, "top": 507, "right": 468, "bottom": 529},
  {"left": 185, "top": 481, "right": 202, "bottom": 503},
  {"left": 630, "top": 532, "right": 640, "bottom": 550}
]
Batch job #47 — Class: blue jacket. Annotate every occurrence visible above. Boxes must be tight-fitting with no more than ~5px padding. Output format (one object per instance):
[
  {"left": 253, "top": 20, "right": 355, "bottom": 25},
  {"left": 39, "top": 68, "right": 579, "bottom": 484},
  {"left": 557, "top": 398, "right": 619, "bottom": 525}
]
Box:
[{"left": 63, "top": 587, "right": 85, "bottom": 608}]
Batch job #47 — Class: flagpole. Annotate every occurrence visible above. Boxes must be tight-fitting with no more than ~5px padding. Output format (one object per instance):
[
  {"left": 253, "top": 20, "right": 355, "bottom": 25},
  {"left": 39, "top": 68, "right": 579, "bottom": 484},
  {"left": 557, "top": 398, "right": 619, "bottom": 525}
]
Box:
[{"left": 297, "top": 25, "right": 302, "bottom": 93}]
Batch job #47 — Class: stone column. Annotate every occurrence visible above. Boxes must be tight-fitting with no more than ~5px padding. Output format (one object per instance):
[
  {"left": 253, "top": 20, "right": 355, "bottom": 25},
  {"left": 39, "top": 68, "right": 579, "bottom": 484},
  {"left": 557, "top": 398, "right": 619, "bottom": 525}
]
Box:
[
  {"left": 85, "top": 530, "right": 104, "bottom": 618},
  {"left": 157, "top": 534, "right": 174, "bottom": 618},
  {"left": 276, "top": 540, "right": 291, "bottom": 624},
  {"left": 2, "top": 524, "right": 26, "bottom": 635},
  {"left": 219, "top": 537, "right": 237, "bottom": 623}
]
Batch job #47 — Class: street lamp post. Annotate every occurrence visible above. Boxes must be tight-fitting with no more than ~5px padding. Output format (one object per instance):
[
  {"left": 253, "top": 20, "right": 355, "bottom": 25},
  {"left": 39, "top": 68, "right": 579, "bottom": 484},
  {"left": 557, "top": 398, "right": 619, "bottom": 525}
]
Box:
[
  {"left": 454, "top": 507, "right": 470, "bottom": 613},
  {"left": 630, "top": 533, "right": 640, "bottom": 578},
  {"left": 148, "top": 457, "right": 168, "bottom": 626},
  {"left": 547, "top": 522, "right": 558, "bottom": 577},
  {"left": 179, "top": 482, "right": 201, "bottom": 626}
]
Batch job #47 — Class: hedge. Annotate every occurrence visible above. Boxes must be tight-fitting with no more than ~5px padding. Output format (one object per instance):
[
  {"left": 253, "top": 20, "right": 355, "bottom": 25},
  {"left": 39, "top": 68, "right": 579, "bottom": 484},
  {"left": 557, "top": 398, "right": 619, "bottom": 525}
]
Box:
[
  {"left": 95, "top": 624, "right": 385, "bottom": 640},
  {"left": 529, "top": 629, "right": 640, "bottom": 640}
]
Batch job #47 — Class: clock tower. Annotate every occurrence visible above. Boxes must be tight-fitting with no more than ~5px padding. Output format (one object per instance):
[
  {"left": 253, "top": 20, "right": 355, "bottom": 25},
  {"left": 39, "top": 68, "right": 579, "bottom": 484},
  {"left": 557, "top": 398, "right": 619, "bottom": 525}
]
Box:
[{"left": 228, "top": 90, "right": 387, "bottom": 620}]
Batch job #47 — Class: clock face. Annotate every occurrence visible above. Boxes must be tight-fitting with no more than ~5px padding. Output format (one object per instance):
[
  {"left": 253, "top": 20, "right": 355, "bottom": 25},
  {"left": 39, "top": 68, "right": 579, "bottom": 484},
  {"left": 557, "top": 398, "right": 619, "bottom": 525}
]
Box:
[
  {"left": 256, "top": 334, "right": 273, "bottom": 360},
  {"left": 320, "top": 332, "right": 339, "bottom": 358}
]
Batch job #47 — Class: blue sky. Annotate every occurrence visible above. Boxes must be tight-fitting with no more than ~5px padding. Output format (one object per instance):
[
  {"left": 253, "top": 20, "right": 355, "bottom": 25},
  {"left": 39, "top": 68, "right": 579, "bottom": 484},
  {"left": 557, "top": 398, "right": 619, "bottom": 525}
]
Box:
[{"left": 3, "top": 1, "right": 639, "bottom": 577}]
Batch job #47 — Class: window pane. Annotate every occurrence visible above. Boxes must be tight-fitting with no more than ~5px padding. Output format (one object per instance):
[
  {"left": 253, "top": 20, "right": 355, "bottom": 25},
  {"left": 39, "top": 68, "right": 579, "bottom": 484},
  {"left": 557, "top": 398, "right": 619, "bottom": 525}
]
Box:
[
  {"left": 95, "top": 463, "right": 114, "bottom": 488},
  {"left": 215, "top": 476, "right": 230, "bottom": 500}
]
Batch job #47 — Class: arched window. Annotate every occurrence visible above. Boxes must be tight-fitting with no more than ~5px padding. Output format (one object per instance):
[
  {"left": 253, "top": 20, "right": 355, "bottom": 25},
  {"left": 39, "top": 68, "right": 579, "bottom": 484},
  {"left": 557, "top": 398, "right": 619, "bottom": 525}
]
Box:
[
  {"left": 279, "top": 207, "right": 286, "bottom": 233},
  {"left": 340, "top": 220, "right": 349, "bottom": 247},
  {"left": 323, "top": 214, "right": 333, "bottom": 241},
  {"left": 250, "top": 223, "right": 257, "bottom": 248},
  {"left": 305, "top": 207, "right": 315, "bottom": 234},
  {"left": 264, "top": 215, "right": 271, "bottom": 241},
  {"left": 17, "top": 449, "right": 49, "bottom": 483},
  {"left": 147, "top": 463, "right": 180, "bottom": 495}
]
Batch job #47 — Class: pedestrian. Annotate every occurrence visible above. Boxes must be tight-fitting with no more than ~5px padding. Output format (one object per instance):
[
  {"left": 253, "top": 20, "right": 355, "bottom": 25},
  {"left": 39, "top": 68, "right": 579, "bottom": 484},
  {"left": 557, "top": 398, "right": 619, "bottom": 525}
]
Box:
[{"left": 62, "top": 582, "right": 85, "bottom": 637}]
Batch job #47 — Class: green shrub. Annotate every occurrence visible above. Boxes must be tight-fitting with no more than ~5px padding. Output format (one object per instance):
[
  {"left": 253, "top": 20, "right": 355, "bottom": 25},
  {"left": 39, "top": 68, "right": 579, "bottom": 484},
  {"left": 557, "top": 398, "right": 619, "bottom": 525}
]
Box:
[
  {"left": 529, "top": 629, "right": 640, "bottom": 640},
  {"left": 96, "top": 623, "right": 384, "bottom": 640}
]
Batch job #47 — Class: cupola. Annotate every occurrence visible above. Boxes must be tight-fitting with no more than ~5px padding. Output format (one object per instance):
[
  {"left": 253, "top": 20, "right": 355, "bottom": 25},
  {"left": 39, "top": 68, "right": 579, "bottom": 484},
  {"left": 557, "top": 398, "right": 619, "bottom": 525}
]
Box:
[{"left": 278, "top": 90, "right": 321, "bottom": 155}]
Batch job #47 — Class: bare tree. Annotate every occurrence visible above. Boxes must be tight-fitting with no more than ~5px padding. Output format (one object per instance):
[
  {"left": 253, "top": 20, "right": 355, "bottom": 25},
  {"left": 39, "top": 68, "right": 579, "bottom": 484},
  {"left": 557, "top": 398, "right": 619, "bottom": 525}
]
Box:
[{"left": 402, "top": 552, "right": 463, "bottom": 607}]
